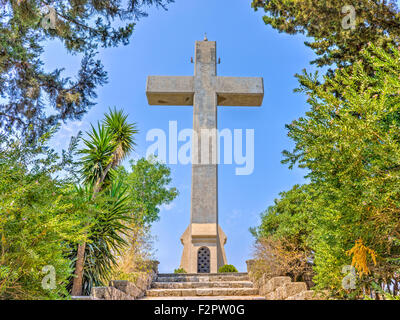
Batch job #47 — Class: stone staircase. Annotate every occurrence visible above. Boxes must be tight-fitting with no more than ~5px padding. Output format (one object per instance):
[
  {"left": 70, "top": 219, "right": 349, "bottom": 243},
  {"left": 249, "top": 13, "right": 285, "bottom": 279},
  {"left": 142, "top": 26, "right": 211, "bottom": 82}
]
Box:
[{"left": 139, "top": 272, "right": 265, "bottom": 300}]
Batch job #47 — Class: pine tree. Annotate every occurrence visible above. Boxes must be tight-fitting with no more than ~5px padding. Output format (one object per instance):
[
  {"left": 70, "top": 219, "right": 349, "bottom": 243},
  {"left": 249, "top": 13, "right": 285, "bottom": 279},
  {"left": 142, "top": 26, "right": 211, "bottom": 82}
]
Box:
[
  {"left": 252, "top": 0, "right": 400, "bottom": 70},
  {"left": 0, "top": 0, "right": 173, "bottom": 141}
]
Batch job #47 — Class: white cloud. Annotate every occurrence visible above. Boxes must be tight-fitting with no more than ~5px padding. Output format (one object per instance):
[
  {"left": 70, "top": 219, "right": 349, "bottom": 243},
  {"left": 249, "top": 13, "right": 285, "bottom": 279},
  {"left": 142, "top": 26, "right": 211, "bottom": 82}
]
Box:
[
  {"left": 160, "top": 202, "right": 176, "bottom": 212},
  {"left": 51, "top": 120, "right": 88, "bottom": 151}
]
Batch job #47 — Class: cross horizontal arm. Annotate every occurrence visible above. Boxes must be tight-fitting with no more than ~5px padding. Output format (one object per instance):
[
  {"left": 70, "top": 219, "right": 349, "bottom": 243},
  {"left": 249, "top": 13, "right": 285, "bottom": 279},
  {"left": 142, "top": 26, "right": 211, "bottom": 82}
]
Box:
[
  {"left": 216, "top": 76, "right": 264, "bottom": 106},
  {"left": 146, "top": 76, "right": 194, "bottom": 106}
]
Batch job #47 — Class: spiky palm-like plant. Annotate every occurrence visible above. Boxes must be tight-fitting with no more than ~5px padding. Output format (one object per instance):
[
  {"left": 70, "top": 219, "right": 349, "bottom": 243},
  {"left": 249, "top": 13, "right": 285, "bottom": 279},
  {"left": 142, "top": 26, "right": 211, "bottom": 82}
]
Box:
[
  {"left": 80, "top": 123, "right": 116, "bottom": 186},
  {"left": 71, "top": 108, "right": 137, "bottom": 296},
  {"left": 68, "top": 181, "right": 132, "bottom": 295},
  {"left": 93, "top": 108, "right": 138, "bottom": 192},
  {"left": 104, "top": 108, "right": 138, "bottom": 166},
  {"left": 83, "top": 181, "right": 132, "bottom": 294}
]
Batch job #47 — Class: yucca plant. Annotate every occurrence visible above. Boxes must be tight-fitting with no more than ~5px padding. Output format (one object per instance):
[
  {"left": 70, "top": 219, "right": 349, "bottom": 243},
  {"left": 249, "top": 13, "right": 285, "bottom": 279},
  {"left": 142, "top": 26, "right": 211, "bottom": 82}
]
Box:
[
  {"left": 93, "top": 108, "right": 138, "bottom": 193},
  {"left": 83, "top": 181, "right": 132, "bottom": 294},
  {"left": 104, "top": 108, "right": 138, "bottom": 165},
  {"left": 80, "top": 123, "right": 116, "bottom": 187},
  {"left": 71, "top": 108, "right": 137, "bottom": 296}
]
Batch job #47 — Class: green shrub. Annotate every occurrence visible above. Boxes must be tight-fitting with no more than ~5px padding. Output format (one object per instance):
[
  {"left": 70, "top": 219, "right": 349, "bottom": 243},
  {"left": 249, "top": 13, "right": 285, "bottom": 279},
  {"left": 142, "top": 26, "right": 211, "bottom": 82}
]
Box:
[
  {"left": 0, "top": 133, "right": 89, "bottom": 299},
  {"left": 218, "top": 265, "right": 238, "bottom": 273},
  {"left": 174, "top": 268, "right": 187, "bottom": 274}
]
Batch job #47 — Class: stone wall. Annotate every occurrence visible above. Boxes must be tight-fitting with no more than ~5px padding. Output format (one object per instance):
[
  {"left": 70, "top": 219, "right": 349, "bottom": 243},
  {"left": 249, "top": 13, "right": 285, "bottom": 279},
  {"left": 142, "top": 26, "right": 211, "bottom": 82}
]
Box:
[
  {"left": 259, "top": 275, "right": 327, "bottom": 300},
  {"left": 90, "top": 261, "right": 159, "bottom": 300},
  {"left": 246, "top": 260, "right": 328, "bottom": 300}
]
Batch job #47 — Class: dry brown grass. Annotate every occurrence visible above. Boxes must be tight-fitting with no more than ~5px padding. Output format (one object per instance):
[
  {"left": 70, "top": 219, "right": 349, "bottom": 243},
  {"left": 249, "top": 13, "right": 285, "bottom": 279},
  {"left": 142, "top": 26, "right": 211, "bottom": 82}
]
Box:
[
  {"left": 251, "top": 237, "right": 314, "bottom": 288},
  {"left": 110, "top": 224, "right": 156, "bottom": 282}
]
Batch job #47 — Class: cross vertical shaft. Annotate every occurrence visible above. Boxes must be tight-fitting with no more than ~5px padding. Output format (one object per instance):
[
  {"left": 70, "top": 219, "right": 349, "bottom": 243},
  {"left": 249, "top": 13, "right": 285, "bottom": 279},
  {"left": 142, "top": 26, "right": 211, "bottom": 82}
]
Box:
[
  {"left": 187, "top": 40, "right": 223, "bottom": 273},
  {"left": 191, "top": 40, "right": 218, "bottom": 226}
]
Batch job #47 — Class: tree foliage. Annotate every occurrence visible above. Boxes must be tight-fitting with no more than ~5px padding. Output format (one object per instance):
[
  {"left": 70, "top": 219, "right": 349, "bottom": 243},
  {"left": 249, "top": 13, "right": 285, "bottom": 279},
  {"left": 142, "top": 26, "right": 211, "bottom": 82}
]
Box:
[
  {"left": 72, "top": 109, "right": 177, "bottom": 295},
  {"left": 254, "top": 45, "right": 400, "bottom": 298},
  {"left": 0, "top": 0, "right": 172, "bottom": 140},
  {"left": 252, "top": 0, "right": 400, "bottom": 70},
  {"left": 252, "top": 0, "right": 400, "bottom": 299},
  {"left": 0, "top": 130, "right": 90, "bottom": 299},
  {"left": 72, "top": 180, "right": 133, "bottom": 295},
  {"left": 0, "top": 106, "right": 179, "bottom": 298},
  {"left": 76, "top": 157, "right": 178, "bottom": 295},
  {"left": 218, "top": 265, "right": 238, "bottom": 273},
  {"left": 173, "top": 268, "right": 186, "bottom": 274},
  {"left": 72, "top": 108, "right": 137, "bottom": 295},
  {"left": 120, "top": 157, "right": 178, "bottom": 226},
  {"left": 250, "top": 185, "right": 314, "bottom": 284}
]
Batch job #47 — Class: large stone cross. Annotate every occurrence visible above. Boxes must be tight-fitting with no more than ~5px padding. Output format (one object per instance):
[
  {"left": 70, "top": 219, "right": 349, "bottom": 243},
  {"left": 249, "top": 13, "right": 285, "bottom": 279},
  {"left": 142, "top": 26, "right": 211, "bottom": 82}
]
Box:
[{"left": 146, "top": 39, "right": 264, "bottom": 273}]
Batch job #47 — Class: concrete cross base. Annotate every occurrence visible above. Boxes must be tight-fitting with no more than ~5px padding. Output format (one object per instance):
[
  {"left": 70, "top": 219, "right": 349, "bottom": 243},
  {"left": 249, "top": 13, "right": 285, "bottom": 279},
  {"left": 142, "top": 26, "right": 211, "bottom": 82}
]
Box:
[{"left": 179, "top": 224, "right": 227, "bottom": 273}]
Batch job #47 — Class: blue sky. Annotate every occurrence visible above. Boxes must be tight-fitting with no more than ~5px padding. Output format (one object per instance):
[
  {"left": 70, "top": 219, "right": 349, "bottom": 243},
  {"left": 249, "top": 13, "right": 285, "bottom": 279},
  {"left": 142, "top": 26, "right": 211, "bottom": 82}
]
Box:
[{"left": 45, "top": 0, "right": 323, "bottom": 272}]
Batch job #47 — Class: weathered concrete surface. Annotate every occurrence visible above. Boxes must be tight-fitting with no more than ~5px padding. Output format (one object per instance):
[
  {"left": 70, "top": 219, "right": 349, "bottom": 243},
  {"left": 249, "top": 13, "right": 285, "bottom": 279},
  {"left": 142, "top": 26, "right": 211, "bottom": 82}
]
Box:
[
  {"left": 146, "top": 39, "right": 264, "bottom": 273},
  {"left": 146, "top": 76, "right": 194, "bottom": 106},
  {"left": 216, "top": 77, "right": 263, "bottom": 106},
  {"left": 281, "top": 282, "right": 308, "bottom": 300},
  {"left": 180, "top": 224, "right": 227, "bottom": 274},
  {"left": 155, "top": 272, "right": 249, "bottom": 283}
]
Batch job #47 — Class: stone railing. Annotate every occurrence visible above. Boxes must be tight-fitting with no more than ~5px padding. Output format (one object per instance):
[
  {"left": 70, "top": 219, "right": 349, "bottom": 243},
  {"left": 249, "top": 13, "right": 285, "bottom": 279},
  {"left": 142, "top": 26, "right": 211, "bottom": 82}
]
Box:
[
  {"left": 90, "top": 260, "right": 159, "bottom": 300},
  {"left": 246, "top": 260, "right": 328, "bottom": 300}
]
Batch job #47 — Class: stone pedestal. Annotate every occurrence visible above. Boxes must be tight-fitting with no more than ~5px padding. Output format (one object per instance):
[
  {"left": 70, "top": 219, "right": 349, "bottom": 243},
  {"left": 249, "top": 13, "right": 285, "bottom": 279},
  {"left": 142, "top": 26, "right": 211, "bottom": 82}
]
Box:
[
  {"left": 180, "top": 224, "right": 227, "bottom": 273},
  {"left": 246, "top": 259, "right": 255, "bottom": 273}
]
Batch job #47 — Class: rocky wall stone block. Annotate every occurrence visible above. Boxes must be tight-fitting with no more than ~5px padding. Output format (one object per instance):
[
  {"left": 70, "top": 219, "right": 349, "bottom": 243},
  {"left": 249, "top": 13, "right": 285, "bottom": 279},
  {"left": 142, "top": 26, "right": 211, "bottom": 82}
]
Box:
[
  {"left": 264, "top": 276, "right": 291, "bottom": 295},
  {"left": 109, "top": 280, "right": 142, "bottom": 299},
  {"left": 281, "top": 282, "right": 307, "bottom": 300}
]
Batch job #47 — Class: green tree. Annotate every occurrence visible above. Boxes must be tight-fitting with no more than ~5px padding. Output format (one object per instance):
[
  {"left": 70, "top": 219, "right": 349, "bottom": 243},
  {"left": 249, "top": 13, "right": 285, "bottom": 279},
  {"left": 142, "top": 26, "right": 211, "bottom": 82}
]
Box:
[
  {"left": 122, "top": 157, "right": 179, "bottom": 226},
  {"left": 252, "top": 0, "right": 400, "bottom": 298},
  {"left": 252, "top": 0, "right": 400, "bottom": 70},
  {"left": 110, "top": 158, "right": 178, "bottom": 280},
  {"left": 251, "top": 184, "right": 313, "bottom": 248},
  {"left": 251, "top": 185, "right": 315, "bottom": 283},
  {"left": 0, "top": 130, "right": 90, "bottom": 299},
  {"left": 0, "top": 0, "right": 172, "bottom": 141},
  {"left": 0, "top": 111, "right": 177, "bottom": 298},
  {"left": 268, "top": 45, "right": 400, "bottom": 297}
]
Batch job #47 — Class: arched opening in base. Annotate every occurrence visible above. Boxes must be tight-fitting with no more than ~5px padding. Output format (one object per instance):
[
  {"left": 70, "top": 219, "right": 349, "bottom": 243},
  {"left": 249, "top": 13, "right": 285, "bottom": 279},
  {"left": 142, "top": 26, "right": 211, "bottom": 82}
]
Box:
[{"left": 197, "top": 246, "right": 210, "bottom": 273}]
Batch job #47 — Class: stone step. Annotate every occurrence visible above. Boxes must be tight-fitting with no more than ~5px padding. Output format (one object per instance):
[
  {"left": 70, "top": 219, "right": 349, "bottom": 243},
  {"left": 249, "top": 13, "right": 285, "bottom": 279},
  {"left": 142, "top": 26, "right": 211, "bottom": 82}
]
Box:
[
  {"left": 146, "top": 287, "right": 259, "bottom": 297},
  {"left": 140, "top": 295, "right": 266, "bottom": 300},
  {"left": 152, "top": 281, "right": 254, "bottom": 289},
  {"left": 157, "top": 272, "right": 248, "bottom": 277},
  {"left": 156, "top": 273, "right": 249, "bottom": 283},
  {"left": 71, "top": 296, "right": 94, "bottom": 300}
]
